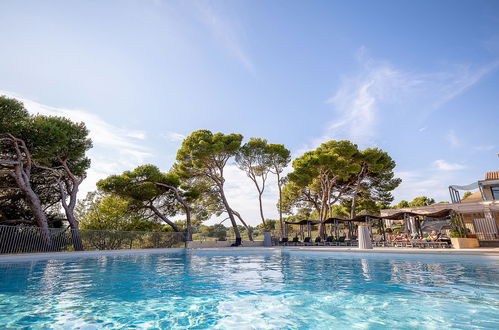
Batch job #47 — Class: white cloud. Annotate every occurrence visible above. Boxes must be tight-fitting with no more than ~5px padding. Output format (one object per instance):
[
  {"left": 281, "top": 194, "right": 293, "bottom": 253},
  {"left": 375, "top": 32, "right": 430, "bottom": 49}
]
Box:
[
  {"left": 393, "top": 170, "right": 452, "bottom": 203},
  {"left": 393, "top": 159, "right": 468, "bottom": 203},
  {"left": 418, "top": 126, "right": 427, "bottom": 132},
  {"left": 163, "top": 131, "right": 186, "bottom": 142},
  {"left": 1, "top": 90, "right": 153, "bottom": 198},
  {"left": 433, "top": 159, "right": 466, "bottom": 171}
]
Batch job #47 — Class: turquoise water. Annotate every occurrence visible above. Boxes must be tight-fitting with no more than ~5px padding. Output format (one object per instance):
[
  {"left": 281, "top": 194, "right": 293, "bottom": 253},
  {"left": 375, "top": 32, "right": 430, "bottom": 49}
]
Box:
[{"left": 1, "top": 249, "right": 498, "bottom": 329}]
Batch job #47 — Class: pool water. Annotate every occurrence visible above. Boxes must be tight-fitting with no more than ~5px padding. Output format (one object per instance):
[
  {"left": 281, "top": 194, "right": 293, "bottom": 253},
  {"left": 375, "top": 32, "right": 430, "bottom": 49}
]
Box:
[{"left": 0, "top": 249, "right": 498, "bottom": 329}]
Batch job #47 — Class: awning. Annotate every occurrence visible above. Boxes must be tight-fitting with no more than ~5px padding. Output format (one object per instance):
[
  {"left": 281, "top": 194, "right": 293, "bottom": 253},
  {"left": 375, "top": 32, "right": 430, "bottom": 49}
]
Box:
[
  {"left": 382, "top": 209, "right": 453, "bottom": 220},
  {"left": 284, "top": 219, "right": 322, "bottom": 225}
]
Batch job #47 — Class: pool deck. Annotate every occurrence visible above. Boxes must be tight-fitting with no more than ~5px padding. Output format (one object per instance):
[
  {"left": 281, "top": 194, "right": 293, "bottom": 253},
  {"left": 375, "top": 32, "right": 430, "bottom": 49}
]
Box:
[{"left": 1, "top": 246, "right": 498, "bottom": 261}]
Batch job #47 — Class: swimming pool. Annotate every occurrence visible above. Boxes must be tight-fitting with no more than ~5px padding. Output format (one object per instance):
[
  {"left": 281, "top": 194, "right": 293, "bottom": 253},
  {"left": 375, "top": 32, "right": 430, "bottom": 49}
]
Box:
[{"left": 1, "top": 249, "right": 498, "bottom": 329}]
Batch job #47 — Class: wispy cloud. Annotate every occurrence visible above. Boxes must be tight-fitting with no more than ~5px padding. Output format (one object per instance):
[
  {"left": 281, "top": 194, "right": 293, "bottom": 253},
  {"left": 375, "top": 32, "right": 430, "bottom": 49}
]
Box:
[
  {"left": 433, "top": 159, "right": 466, "bottom": 171},
  {"left": 1, "top": 90, "right": 153, "bottom": 197},
  {"left": 163, "top": 131, "right": 186, "bottom": 142},
  {"left": 433, "top": 60, "right": 499, "bottom": 108},
  {"left": 325, "top": 60, "right": 418, "bottom": 146},
  {"left": 474, "top": 145, "right": 495, "bottom": 151},
  {"left": 319, "top": 50, "right": 499, "bottom": 148},
  {"left": 192, "top": 1, "right": 254, "bottom": 73}
]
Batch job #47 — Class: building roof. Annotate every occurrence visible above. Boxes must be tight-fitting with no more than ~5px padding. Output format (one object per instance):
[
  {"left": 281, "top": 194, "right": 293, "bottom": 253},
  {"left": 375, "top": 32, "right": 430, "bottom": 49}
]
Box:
[
  {"left": 485, "top": 171, "right": 499, "bottom": 180},
  {"left": 461, "top": 191, "right": 482, "bottom": 203}
]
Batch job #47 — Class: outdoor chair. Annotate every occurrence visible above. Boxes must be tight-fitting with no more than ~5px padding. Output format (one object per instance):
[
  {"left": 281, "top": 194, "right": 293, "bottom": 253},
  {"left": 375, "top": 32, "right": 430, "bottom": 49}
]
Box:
[
  {"left": 290, "top": 237, "right": 300, "bottom": 246},
  {"left": 279, "top": 237, "right": 289, "bottom": 246},
  {"left": 303, "top": 237, "right": 312, "bottom": 246},
  {"left": 325, "top": 236, "right": 334, "bottom": 246},
  {"left": 314, "top": 237, "right": 323, "bottom": 246},
  {"left": 338, "top": 236, "right": 346, "bottom": 246}
]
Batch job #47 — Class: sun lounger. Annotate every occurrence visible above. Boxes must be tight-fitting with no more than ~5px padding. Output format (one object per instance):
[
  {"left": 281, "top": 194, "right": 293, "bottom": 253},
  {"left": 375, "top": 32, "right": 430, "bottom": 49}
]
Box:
[
  {"left": 279, "top": 237, "right": 289, "bottom": 246},
  {"left": 314, "top": 237, "right": 324, "bottom": 246}
]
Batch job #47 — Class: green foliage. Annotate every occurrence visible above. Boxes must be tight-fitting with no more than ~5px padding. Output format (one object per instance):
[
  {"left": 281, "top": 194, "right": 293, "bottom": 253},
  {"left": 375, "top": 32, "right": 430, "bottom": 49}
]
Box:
[
  {"left": 97, "top": 165, "right": 186, "bottom": 230},
  {"left": 0, "top": 96, "right": 92, "bottom": 228},
  {"left": 340, "top": 198, "right": 381, "bottom": 216},
  {"left": 449, "top": 211, "right": 467, "bottom": 238},
  {"left": 98, "top": 165, "right": 173, "bottom": 205},
  {"left": 289, "top": 140, "right": 360, "bottom": 187},
  {"left": 236, "top": 138, "right": 271, "bottom": 176},
  {"left": 29, "top": 116, "right": 92, "bottom": 175},
  {"left": 285, "top": 140, "right": 362, "bottom": 220},
  {"left": 267, "top": 143, "right": 291, "bottom": 174},
  {"left": 197, "top": 224, "right": 229, "bottom": 241},
  {"left": 408, "top": 196, "right": 435, "bottom": 207},
  {"left": 236, "top": 137, "right": 285, "bottom": 225},
  {"left": 0, "top": 96, "right": 30, "bottom": 136},
  {"left": 77, "top": 193, "right": 166, "bottom": 231},
  {"left": 351, "top": 147, "right": 401, "bottom": 206},
  {"left": 462, "top": 191, "right": 472, "bottom": 199},
  {"left": 330, "top": 204, "right": 350, "bottom": 218},
  {"left": 393, "top": 196, "right": 436, "bottom": 208},
  {"left": 175, "top": 129, "right": 243, "bottom": 237},
  {"left": 176, "top": 129, "right": 243, "bottom": 176},
  {"left": 394, "top": 200, "right": 410, "bottom": 208}
]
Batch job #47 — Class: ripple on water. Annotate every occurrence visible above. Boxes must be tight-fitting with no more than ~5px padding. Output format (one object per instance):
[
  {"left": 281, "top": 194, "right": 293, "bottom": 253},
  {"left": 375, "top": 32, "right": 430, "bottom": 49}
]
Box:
[{"left": 0, "top": 250, "right": 498, "bottom": 329}]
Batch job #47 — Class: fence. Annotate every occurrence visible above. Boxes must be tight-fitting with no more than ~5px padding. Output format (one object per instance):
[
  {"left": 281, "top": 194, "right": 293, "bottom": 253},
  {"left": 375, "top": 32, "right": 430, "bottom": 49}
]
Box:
[
  {"left": 473, "top": 218, "right": 499, "bottom": 241},
  {"left": 0, "top": 225, "right": 186, "bottom": 254}
]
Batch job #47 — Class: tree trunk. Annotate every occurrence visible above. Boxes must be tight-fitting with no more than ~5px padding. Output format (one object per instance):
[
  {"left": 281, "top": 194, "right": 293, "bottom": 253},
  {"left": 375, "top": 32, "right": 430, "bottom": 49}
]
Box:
[
  {"left": 64, "top": 208, "right": 84, "bottom": 251},
  {"left": 232, "top": 209, "right": 253, "bottom": 241},
  {"left": 219, "top": 187, "right": 241, "bottom": 240},
  {"left": 350, "top": 194, "right": 357, "bottom": 219},
  {"left": 153, "top": 182, "right": 192, "bottom": 241},
  {"left": 277, "top": 173, "right": 284, "bottom": 238},
  {"left": 2, "top": 135, "right": 52, "bottom": 247},
  {"left": 258, "top": 190, "right": 266, "bottom": 226},
  {"left": 58, "top": 165, "right": 84, "bottom": 251},
  {"left": 184, "top": 203, "right": 192, "bottom": 241},
  {"left": 149, "top": 204, "right": 180, "bottom": 232},
  {"left": 24, "top": 187, "right": 52, "bottom": 247}
]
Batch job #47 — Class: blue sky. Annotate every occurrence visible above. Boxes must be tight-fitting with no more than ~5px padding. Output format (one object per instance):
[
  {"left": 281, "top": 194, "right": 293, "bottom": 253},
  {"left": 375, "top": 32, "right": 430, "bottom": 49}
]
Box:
[{"left": 1, "top": 0, "right": 498, "bottom": 225}]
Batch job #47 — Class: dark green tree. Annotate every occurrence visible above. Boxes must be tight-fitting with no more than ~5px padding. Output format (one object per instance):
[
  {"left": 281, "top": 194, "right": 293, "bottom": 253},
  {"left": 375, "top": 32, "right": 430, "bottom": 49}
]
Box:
[
  {"left": 347, "top": 147, "right": 400, "bottom": 218},
  {"left": 175, "top": 130, "right": 244, "bottom": 242},
  {"left": 97, "top": 165, "right": 191, "bottom": 235}
]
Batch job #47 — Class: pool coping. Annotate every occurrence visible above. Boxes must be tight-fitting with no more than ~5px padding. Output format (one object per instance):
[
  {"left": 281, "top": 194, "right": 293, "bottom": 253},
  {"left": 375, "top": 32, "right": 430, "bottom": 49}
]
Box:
[
  {"left": 282, "top": 246, "right": 499, "bottom": 256},
  {"left": 1, "top": 246, "right": 498, "bottom": 262},
  {"left": 0, "top": 248, "right": 186, "bottom": 262}
]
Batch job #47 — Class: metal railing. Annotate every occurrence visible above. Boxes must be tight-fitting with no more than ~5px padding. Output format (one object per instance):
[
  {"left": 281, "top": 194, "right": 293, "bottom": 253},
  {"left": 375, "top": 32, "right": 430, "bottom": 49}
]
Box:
[
  {"left": 0, "top": 225, "right": 186, "bottom": 254},
  {"left": 473, "top": 218, "right": 499, "bottom": 241}
]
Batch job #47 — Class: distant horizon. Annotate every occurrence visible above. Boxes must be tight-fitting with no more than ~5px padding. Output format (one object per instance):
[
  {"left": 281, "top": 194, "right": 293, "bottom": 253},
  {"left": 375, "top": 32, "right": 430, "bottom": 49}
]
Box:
[{"left": 1, "top": 0, "right": 498, "bottom": 225}]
